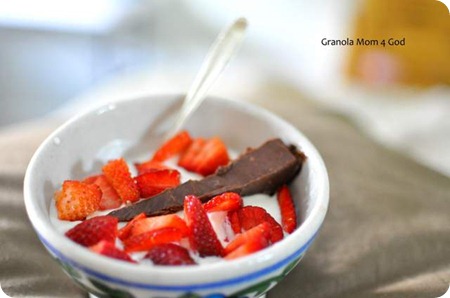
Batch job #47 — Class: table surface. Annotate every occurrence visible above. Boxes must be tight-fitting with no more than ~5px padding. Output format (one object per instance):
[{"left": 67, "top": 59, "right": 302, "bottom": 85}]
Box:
[{"left": 0, "top": 81, "right": 449, "bottom": 298}]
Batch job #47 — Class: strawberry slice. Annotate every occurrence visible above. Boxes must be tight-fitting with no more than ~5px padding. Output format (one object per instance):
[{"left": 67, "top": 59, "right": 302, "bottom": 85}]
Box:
[
  {"left": 204, "top": 192, "right": 243, "bottom": 213},
  {"left": 224, "top": 222, "right": 272, "bottom": 259},
  {"left": 277, "top": 185, "right": 297, "bottom": 234},
  {"left": 55, "top": 180, "right": 101, "bottom": 221},
  {"left": 195, "top": 137, "right": 230, "bottom": 176},
  {"left": 134, "top": 160, "right": 169, "bottom": 175},
  {"left": 117, "top": 212, "right": 146, "bottom": 241},
  {"left": 65, "top": 215, "right": 118, "bottom": 247},
  {"left": 82, "top": 175, "right": 99, "bottom": 184},
  {"left": 130, "top": 214, "right": 189, "bottom": 237},
  {"left": 183, "top": 195, "right": 223, "bottom": 257},
  {"left": 236, "top": 206, "right": 284, "bottom": 243},
  {"left": 90, "top": 240, "right": 135, "bottom": 263},
  {"left": 83, "top": 175, "right": 121, "bottom": 211},
  {"left": 145, "top": 243, "right": 196, "bottom": 266},
  {"left": 227, "top": 210, "right": 241, "bottom": 234},
  {"left": 186, "top": 137, "right": 230, "bottom": 176},
  {"left": 152, "top": 130, "right": 192, "bottom": 162},
  {"left": 178, "top": 138, "right": 206, "bottom": 172},
  {"left": 102, "top": 158, "right": 140, "bottom": 203},
  {"left": 135, "top": 169, "right": 181, "bottom": 198},
  {"left": 123, "top": 227, "right": 185, "bottom": 253}
]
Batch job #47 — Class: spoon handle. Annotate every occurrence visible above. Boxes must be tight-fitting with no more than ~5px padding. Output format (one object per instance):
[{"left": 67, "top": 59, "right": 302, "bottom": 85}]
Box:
[{"left": 165, "top": 17, "right": 248, "bottom": 139}]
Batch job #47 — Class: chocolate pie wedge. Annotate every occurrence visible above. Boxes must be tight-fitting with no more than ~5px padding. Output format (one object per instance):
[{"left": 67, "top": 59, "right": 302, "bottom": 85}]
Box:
[{"left": 109, "top": 139, "right": 306, "bottom": 221}]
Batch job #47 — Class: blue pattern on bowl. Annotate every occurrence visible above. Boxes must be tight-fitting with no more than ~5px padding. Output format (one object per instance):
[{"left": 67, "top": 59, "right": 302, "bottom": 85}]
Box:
[{"left": 37, "top": 230, "right": 318, "bottom": 297}]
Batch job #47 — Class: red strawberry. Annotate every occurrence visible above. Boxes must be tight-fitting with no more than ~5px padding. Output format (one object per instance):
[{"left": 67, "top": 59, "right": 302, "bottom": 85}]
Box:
[
  {"left": 134, "top": 160, "right": 168, "bottom": 175},
  {"left": 65, "top": 215, "right": 118, "bottom": 247},
  {"left": 102, "top": 158, "right": 140, "bottom": 203},
  {"left": 183, "top": 195, "right": 223, "bottom": 257},
  {"left": 277, "top": 185, "right": 297, "bottom": 234},
  {"left": 123, "top": 227, "right": 185, "bottom": 253},
  {"left": 83, "top": 175, "right": 121, "bottom": 211},
  {"left": 118, "top": 212, "right": 146, "bottom": 241},
  {"left": 237, "top": 206, "right": 284, "bottom": 243},
  {"left": 135, "top": 169, "right": 181, "bottom": 198},
  {"left": 130, "top": 214, "right": 189, "bottom": 237},
  {"left": 152, "top": 130, "right": 192, "bottom": 162},
  {"left": 55, "top": 180, "right": 101, "bottom": 221},
  {"left": 187, "top": 137, "right": 230, "bottom": 176},
  {"left": 178, "top": 138, "right": 206, "bottom": 172},
  {"left": 82, "top": 175, "right": 100, "bottom": 184},
  {"left": 145, "top": 243, "right": 196, "bottom": 266},
  {"left": 224, "top": 222, "right": 272, "bottom": 259},
  {"left": 197, "top": 137, "right": 230, "bottom": 176},
  {"left": 227, "top": 210, "right": 241, "bottom": 234},
  {"left": 90, "top": 240, "right": 135, "bottom": 263},
  {"left": 204, "top": 192, "right": 243, "bottom": 213}
]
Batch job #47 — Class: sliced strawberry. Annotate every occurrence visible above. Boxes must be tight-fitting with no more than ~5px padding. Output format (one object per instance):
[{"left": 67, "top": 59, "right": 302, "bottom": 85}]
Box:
[
  {"left": 134, "top": 160, "right": 168, "bottom": 175},
  {"left": 65, "top": 215, "right": 118, "bottom": 247},
  {"left": 187, "top": 137, "right": 230, "bottom": 176},
  {"left": 237, "top": 206, "right": 284, "bottom": 243},
  {"left": 224, "top": 222, "right": 271, "bottom": 254},
  {"left": 83, "top": 175, "right": 121, "bottom": 211},
  {"left": 117, "top": 212, "right": 146, "bottom": 241},
  {"left": 224, "top": 222, "right": 272, "bottom": 259},
  {"left": 123, "top": 227, "right": 185, "bottom": 253},
  {"left": 277, "top": 185, "right": 297, "bottom": 234},
  {"left": 227, "top": 210, "right": 241, "bottom": 234},
  {"left": 90, "top": 240, "right": 135, "bottom": 263},
  {"left": 55, "top": 180, "right": 101, "bottom": 221},
  {"left": 102, "top": 158, "right": 140, "bottom": 203},
  {"left": 197, "top": 137, "right": 230, "bottom": 176},
  {"left": 145, "top": 243, "right": 196, "bottom": 266},
  {"left": 237, "top": 206, "right": 267, "bottom": 229},
  {"left": 82, "top": 175, "right": 100, "bottom": 184},
  {"left": 183, "top": 195, "right": 223, "bottom": 257},
  {"left": 178, "top": 138, "right": 206, "bottom": 172},
  {"left": 204, "top": 192, "right": 243, "bottom": 213},
  {"left": 152, "top": 130, "right": 192, "bottom": 162},
  {"left": 130, "top": 214, "right": 188, "bottom": 237},
  {"left": 135, "top": 169, "right": 181, "bottom": 198}
]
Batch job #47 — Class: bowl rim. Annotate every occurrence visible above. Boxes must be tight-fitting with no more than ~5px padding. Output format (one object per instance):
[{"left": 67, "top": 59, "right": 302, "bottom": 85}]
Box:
[{"left": 24, "top": 94, "right": 329, "bottom": 289}]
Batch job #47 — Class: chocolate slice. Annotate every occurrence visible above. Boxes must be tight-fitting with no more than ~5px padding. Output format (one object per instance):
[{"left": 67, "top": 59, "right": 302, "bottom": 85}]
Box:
[{"left": 109, "top": 139, "right": 306, "bottom": 221}]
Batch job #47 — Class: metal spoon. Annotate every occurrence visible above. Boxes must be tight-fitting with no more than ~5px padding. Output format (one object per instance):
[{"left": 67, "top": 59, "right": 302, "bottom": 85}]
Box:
[{"left": 164, "top": 17, "right": 248, "bottom": 140}]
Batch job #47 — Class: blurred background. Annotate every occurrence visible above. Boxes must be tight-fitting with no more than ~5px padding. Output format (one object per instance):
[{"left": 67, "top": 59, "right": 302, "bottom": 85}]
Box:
[{"left": 0, "top": 0, "right": 449, "bottom": 175}]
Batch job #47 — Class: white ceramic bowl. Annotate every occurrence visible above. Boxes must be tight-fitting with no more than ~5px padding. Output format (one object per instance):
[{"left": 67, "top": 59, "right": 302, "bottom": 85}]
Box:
[{"left": 24, "top": 95, "right": 329, "bottom": 298}]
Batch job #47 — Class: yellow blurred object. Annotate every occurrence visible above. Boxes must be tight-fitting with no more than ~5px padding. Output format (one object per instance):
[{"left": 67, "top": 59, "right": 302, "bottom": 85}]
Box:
[{"left": 346, "top": 0, "right": 450, "bottom": 87}]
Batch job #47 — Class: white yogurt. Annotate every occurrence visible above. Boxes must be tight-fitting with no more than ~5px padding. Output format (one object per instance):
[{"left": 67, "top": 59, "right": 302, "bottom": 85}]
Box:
[{"left": 49, "top": 151, "right": 283, "bottom": 265}]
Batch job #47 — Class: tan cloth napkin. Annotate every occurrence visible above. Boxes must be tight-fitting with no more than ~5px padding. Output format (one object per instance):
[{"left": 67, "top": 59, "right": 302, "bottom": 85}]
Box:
[
  {"left": 252, "top": 84, "right": 450, "bottom": 298},
  {"left": 0, "top": 121, "right": 86, "bottom": 297},
  {"left": 0, "top": 85, "right": 449, "bottom": 297}
]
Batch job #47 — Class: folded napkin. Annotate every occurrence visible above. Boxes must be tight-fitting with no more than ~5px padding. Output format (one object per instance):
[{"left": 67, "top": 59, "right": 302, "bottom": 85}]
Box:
[
  {"left": 251, "top": 83, "right": 450, "bottom": 298},
  {"left": 0, "top": 85, "right": 449, "bottom": 297},
  {"left": 0, "top": 121, "right": 86, "bottom": 297}
]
